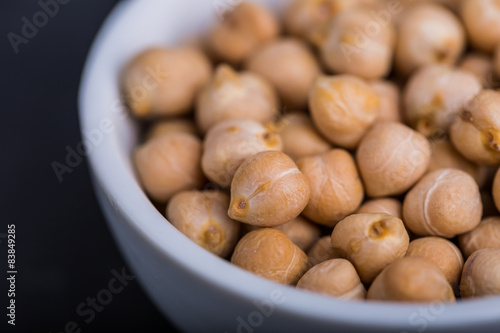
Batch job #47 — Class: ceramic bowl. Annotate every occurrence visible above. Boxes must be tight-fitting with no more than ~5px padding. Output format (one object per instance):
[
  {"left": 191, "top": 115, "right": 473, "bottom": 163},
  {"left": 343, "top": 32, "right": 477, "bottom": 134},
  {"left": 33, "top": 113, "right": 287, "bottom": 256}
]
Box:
[{"left": 79, "top": 0, "right": 500, "bottom": 332}]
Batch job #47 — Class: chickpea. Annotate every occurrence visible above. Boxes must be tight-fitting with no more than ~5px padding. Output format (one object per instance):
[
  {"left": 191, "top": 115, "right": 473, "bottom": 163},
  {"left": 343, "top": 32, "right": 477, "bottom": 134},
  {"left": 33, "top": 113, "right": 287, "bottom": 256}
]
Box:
[
  {"left": 201, "top": 119, "right": 283, "bottom": 188},
  {"left": 406, "top": 237, "right": 464, "bottom": 288},
  {"left": 403, "top": 64, "right": 482, "bottom": 137},
  {"left": 195, "top": 64, "right": 279, "bottom": 133},
  {"left": 134, "top": 132, "right": 204, "bottom": 202},
  {"left": 122, "top": 47, "right": 212, "bottom": 118},
  {"left": 284, "top": 0, "right": 359, "bottom": 40},
  {"left": 395, "top": 3, "right": 465, "bottom": 76},
  {"left": 297, "top": 149, "right": 364, "bottom": 226},
  {"left": 450, "top": 90, "right": 500, "bottom": 166},
  {"left": 297, "top": 259, "right": 366, "bottom": 300},
  {"left": 370, "top": 80, "right": 402, "bottom": 124},
  {"left": 460, "top": 248, "right": 500, "bottom": 298},
  {"left": 246, "top": 38, "right": 321, "bottom": 109},
  {"left": 461, "top": 0, "right": 500, "bottom": 53},
  {"left": 320, "top": 9, "right": 396, "bottom": 80},
  {"left": 356, "top": 122, "right": 431, "bottom": 197},
  {"left": 459, "top": 53, "right": 496, "bottom": 88},
  {"left": 403, "top": 169, "right": 483, "bottom": 238},
  {"left": 459, "top": 217, "right": 500, "bottom": 258},
  {"left": 367, "top": 257, "right": 456, "bottom": 302},
  {"left": 228, "top": 151, "right": 310, "bottom": 227},
  {"left": 428, "top": 140, "right": 487, "bottom": 187},
  {"left": 166, "top": 190, "right": 240, "bottom": 258},
  {"left": 144, "top": 118, "right": 198, "bottom": 141},
  {"left": 308, "top": 236, "right": 342, "bottom": 267},
  {"left": 353, "top": 0, "right": 380, "bottom": 6},
  {"left": 208, "top": 2, "right": 279, "bottom": 64},
  {"left": 494, "top": 168, "right": 500, "bottom": 211},
  {"left": 450, "top": 120, "right": 498, "bottom": 167},
  {"left": 357, "top": 198, "right": 402, "bottom": 219},
  {"left": 240, "top": 216, "right": 321, "bottom": 252},
  {"left": 273, "top": 113, "right": 332, "bottom": 161},
  {"left": 274, "top": 216, "right": 321, "bottom": 252},
  {"left": 231, "top": 228, "right": 309, "bottom": 285},
  {"left": 309, "top": 75, "right": 380, "bottom": 149},
  {"left": 331, "top": 213, "right": 410, "bottom": 284}
]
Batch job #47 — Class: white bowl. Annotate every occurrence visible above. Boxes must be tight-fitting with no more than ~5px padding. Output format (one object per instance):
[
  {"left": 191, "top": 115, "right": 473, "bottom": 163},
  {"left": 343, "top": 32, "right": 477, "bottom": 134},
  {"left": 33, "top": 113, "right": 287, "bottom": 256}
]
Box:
[{"left": 79, "top": 0, "right": 500, "bottom": 332}]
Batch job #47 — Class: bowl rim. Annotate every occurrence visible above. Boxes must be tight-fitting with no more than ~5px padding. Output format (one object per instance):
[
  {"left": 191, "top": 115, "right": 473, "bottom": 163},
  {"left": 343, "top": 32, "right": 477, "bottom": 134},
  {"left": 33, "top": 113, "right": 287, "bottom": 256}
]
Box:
[{"left": 78, "top": 0, "right": 500, "bottom": 329}]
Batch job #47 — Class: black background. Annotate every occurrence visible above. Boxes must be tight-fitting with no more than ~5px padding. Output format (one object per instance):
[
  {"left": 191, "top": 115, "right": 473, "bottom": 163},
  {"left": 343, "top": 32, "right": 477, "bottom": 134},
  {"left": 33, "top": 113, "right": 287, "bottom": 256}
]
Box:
[{"left": 1, "top": 1, "right": 178, "bottom": 332}]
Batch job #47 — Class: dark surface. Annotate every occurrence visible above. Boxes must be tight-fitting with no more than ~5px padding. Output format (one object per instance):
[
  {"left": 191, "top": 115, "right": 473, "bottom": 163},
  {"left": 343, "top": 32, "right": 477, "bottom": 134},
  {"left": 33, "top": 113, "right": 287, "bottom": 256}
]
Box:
[{"left": 1, "top": 1, "right": 178, "bottom": 332}]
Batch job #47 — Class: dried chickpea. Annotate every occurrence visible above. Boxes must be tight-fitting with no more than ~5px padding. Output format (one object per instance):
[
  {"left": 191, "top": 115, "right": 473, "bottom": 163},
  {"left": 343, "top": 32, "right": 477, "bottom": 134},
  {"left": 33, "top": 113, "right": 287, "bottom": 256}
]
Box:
[
  {"left": 394, "top": 0, "right": 462, "bottom": 12},
  {"left": 450, "top": 90, "right": 500, "bottom": 165},
  {"left": 357, "top": 198, "right": 402, "bottom": 219},
  {"left": 208, "top": 2, "right": 279, "bottom": 64},
  {"left": 331, "top": 213, "right": 410, "bottom": 284},
  {"left": 246, "top": 38, "right": 321, "bottom": 109},
  {"left": 319, "top": 9, "right": 396, "bottom": 80},
  {"left": 403, "top": 64, "right": 482, "bottom": 137},
  {"left": 356, "top": 122, "right": 431, "bottom": 197},
  {"left": 461, "top": 0, "right": 500, "bottom": 53},
  {"left": 367, "top": 257, "right": 456, "bottom": 302},
  {"left": 228, "top": 151, "right": 310, "bottom": 227},
  {"left": 460, "top": 248, "right": 500, "bottom": 298},
  {"left": 166, "top": 190, "right": 240, "bottom": 258},
  {"left": 495, "top": 168, "right": 500, "bottom": 211},
  {"left": 284, "top": 0, "right": 359, "bottom": 40},
  {"left": 297, "top": 259, "right": 366, "bottom": 300},
  {"left": 202, "top": 119, "right": 283, "bottom": 188},
  {"left": 239, "top": 216, "right": 321, "bottom": 252},
  {"left": 370, "top": 80, "right": 402, "bottom": 124},
  {"left": 450, "top": 121, "right": 498, "bottom": 167},
  {"left": 403, "top": 169, "right": 483, "bottom": 238},
  {"left": 427, "top": 140, "right": 487, "bottom": 187},
  {"left": 297, "top": 149, "right": 364, "bottom": 226},
  {"left": 406, "top": 237, "right": 464, "bottom": 287},
  {"left": 122, "top": 47, "right": 211, "bottom": 118},
  {"left": 459, "top": 53, "right": 496, "bottom": 88},
  {"left": 231, "top": 228, "right": 309, "bottom": 285},
  {"left": 308, "top": 236, "right": 342, "bottom": 267},
  {"left": 351, "top": 0, "right": 379, "bottom": 6},
  {"left": 134, "top": 132, "right": 204, "bottom": 202},
  {"left": 274, "top": 216, "right": 321, "bottom": 252},
  {"left": 144, "top": 118, "right": 198, "bottom": 141},
  {"left": 309, "top": 75, "right": 380, "bottom": 149},
  {"left": 395, "top": 3, "right": 465, "bottom": 76},
  {"left": 273, "top": 113, "right": 332, "bottom": 161},
  {"left": 459, "top": 217, "right": 500, "bottom": 258},
  {"left": 195, "top": 64, "right": 278, "bottom": 134}
]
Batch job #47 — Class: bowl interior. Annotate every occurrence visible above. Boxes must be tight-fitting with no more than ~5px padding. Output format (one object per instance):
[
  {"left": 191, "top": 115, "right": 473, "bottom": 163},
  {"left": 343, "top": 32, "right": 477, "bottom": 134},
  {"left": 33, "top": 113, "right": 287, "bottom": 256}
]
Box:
[{"left": 79, "top": 0, "right": 500, "bottom": 330}]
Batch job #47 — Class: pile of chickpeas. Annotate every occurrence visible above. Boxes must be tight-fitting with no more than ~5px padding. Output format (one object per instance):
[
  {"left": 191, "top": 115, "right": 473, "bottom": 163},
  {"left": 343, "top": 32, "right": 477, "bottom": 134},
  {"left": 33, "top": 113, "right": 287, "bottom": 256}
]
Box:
[{"left": 124, "top": 0, "right": 500, "bottom": 303}]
